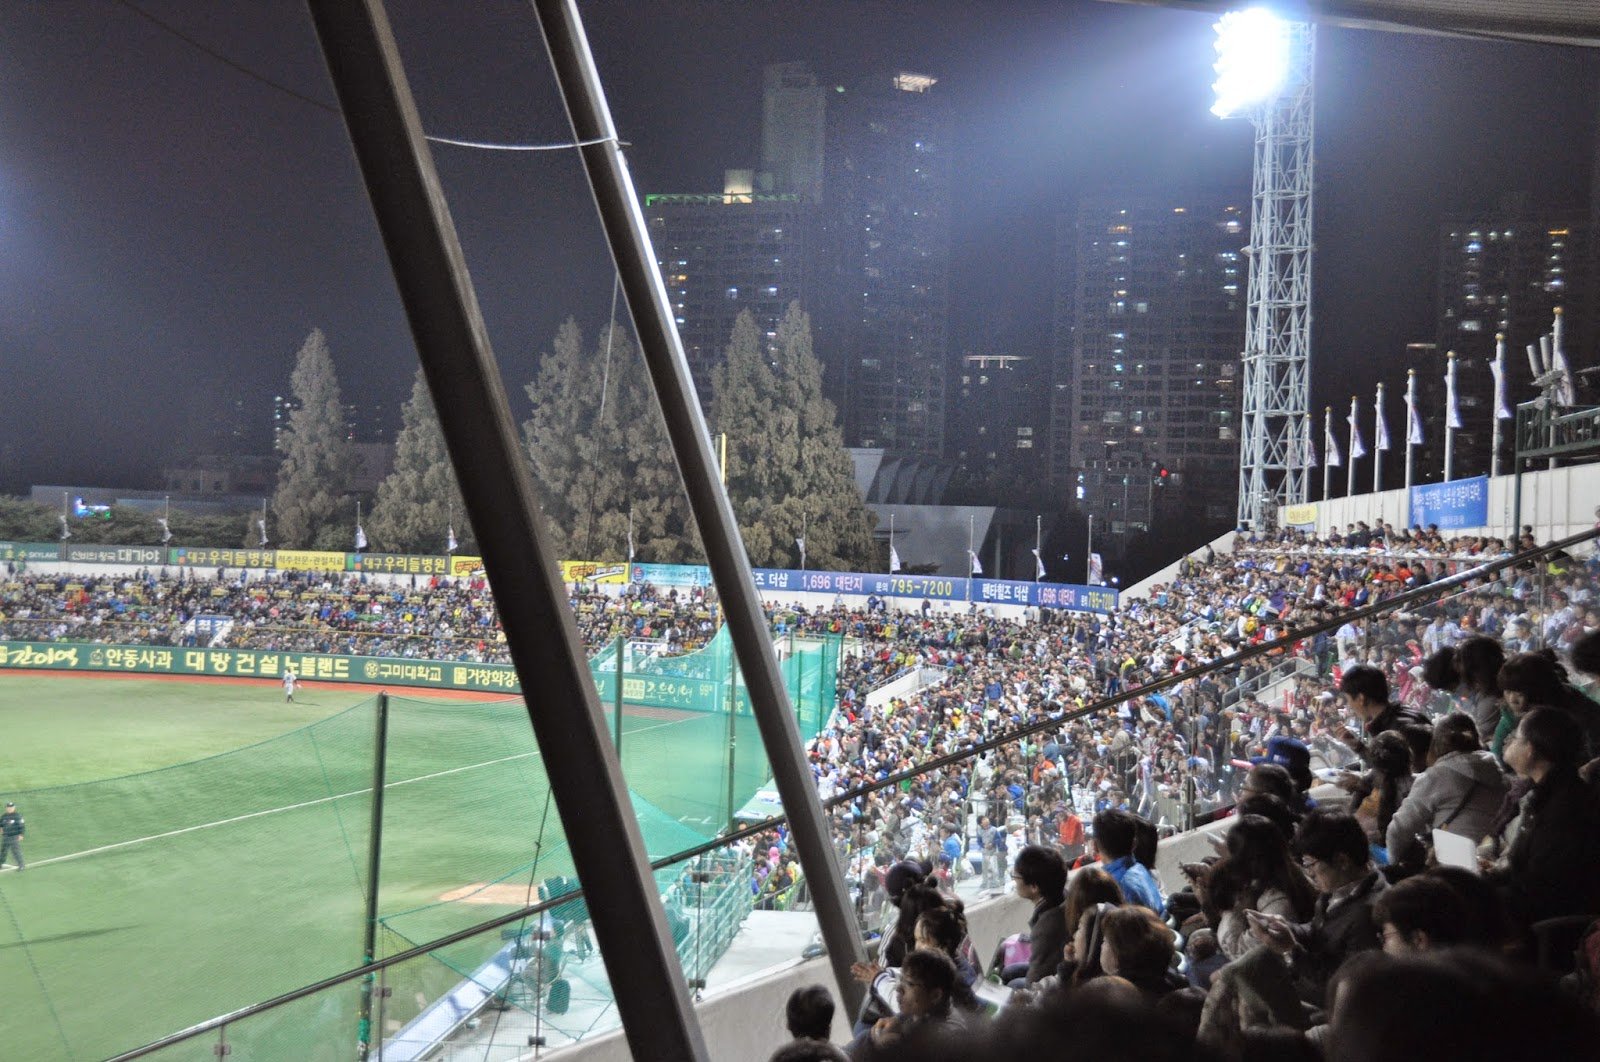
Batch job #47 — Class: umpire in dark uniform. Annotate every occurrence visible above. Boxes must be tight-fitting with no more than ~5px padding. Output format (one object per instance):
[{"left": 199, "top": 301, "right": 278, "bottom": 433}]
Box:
[{"left": 1, "top": 802, "right": 23, "bottom": 871}]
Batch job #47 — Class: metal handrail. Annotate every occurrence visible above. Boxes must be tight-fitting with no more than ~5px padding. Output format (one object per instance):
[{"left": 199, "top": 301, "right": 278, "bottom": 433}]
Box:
[{"left": 104, "top": 525, "right": 1600, "bottom": 1060}]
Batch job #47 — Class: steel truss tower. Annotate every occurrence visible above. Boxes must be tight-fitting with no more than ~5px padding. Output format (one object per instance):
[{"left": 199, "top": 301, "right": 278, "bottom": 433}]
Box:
[{"left": 1235, "top": 22, "right": 1315, "bottom": 529}]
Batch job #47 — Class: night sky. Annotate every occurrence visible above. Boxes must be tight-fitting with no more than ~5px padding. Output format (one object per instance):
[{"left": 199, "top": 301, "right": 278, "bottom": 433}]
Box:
[{"left": 1, "top": 1, "right": 1595, "bottom": 491}]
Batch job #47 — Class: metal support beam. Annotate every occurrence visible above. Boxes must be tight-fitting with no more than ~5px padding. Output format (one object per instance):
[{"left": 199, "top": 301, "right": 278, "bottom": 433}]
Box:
[
  {"left": 529, "top": 0, "right": 869, "bottom": 1014},
  {"left": 303, "top": 4, "right": 709, "bottom": 1059},
  {"left": 356, "top": 691, "right": 389, "bottom": 1060}
]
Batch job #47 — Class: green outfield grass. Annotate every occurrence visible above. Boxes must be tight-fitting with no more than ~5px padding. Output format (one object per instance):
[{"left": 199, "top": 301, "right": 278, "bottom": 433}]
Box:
[{"left": 0, "top": 674, "right": 765, "bottom": 1061}]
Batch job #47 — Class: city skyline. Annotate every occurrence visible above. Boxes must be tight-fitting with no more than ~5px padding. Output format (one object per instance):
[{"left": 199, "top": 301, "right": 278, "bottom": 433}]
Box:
[{"left": 1, "top": 2, "right": 1595, "bottom": 506}]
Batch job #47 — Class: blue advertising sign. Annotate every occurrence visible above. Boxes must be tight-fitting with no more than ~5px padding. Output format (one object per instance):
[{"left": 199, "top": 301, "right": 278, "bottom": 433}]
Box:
[
  {"left": 629, "top": 562, "right": 715, "bottom": 587},
  {"left": 749, "top": 569, "right": 1119, "bottom": 615},
  {"left": 1408, "top": 475, "right": 1490, "bottom": 531}
]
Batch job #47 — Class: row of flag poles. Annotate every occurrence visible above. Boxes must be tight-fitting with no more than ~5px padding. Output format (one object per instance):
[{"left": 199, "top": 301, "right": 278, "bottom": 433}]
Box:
[{"left": 1311, "top": 309, "right": 1578, "bottom": 499}]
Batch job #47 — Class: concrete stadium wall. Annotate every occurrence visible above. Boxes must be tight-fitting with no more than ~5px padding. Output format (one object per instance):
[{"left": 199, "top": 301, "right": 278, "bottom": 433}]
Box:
[{"left": 1284, "top": 463, "right": 1600, "bottom": 543}]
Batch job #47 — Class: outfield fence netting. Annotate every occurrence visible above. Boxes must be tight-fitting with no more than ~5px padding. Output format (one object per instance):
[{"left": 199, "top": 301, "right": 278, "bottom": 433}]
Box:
[{"left": 0, "top": 632, "right": 839, "bottom": 1061}]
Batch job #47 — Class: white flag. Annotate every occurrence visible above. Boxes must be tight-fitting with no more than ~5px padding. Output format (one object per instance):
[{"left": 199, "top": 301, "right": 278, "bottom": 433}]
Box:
[
  {"left": 1375, "top": 402, "right": 1391, "bottom": 452},
  {"left": 889, "top": 543, "right": 902, "bottom": 572},
  {"left": 796, "top": 537, "right": 806, "bottom": 557},
  {"left": 1491, "top": 352, "right": 1513, "bottom": 419},
  {"left": 627, "top": 519, "right": 635, "bottom": 561},
  {"left": 1446, "top": 363, "right": 1463, "bottom": 430},
  {"left": 447, "top": 525, "right": 458, "bottom": 553},
  {"left": 59, "top": 514, "right": 72, "bottom": 540},
  {"left": 1325, "top": 419, "right": 1342, "bottom": 468},
  {"left": 1552, "top": 346, "right": 1577, "bottom": 406},
  {"left": 355, "top": 524, "right": 368, "bottom": 551},
  {"left": 1303, "top": 418, "right": 1317, "bottom": 468},
  {"left": 1088, "top": 552, "right": 1104, "bottom": 586},
  {"left": 1348, "top": 400, "right": 1367, "bottom": 460},
  {"left": 258, "top": 518, "right": 269, "bottom": 547},
  {"left": 968, "top": 550, "right": 982, "bottom": 576},
  {"left": 1407, "top": 394, "right": 1424, "bottom": 446},
  {"left": 158, "top": 517, "right": 173, "bottom": 544},
  {"left": 1031, "top": 547, "right": 1045, "bottom": 580}
]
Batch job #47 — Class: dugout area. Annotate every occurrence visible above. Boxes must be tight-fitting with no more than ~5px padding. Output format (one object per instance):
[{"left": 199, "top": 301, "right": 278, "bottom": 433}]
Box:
[{"left": 0, "top": 673, "right": 784, "bottom": 1061}]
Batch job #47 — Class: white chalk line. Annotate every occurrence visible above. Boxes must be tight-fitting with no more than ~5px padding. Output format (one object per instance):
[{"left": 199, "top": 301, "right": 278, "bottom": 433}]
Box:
[{"left": 18, "top": 718, "right": 685, "bottom": 871}]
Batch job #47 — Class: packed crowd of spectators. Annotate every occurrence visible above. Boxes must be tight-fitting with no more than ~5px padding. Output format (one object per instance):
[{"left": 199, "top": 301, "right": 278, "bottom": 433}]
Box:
[{"left": 0, "top": 568, "right": 719, "bottom": 663}]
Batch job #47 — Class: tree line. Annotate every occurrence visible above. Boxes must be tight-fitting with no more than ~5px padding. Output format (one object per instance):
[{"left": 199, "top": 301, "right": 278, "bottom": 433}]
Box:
[{"left": 1, "top": 308, "right": 877, "bottom": 570}]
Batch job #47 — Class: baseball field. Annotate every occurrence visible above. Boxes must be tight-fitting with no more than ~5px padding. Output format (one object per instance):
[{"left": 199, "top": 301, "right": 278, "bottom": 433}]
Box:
[{"left": 0, "top": 672, "right": 766, "bottom": 1061}]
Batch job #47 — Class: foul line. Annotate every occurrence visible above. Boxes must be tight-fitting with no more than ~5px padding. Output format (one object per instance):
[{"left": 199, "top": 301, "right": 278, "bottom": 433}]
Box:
[{"left": 20, "top": 719, "right": 684, "bottom": 872}]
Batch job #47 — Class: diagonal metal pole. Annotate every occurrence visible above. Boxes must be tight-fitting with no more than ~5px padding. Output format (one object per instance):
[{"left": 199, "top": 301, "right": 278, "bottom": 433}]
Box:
[
  {"left": 529, "top": 0, "right": 868, "bottom": 1013},
  {"left": 303, "top": 4, "right": 708, "bottom": 1059}
]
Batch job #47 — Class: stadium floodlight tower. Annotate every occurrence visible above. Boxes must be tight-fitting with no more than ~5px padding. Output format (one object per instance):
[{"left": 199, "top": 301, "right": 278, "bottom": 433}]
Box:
[{"left": 1213, "top": 7, "right": 1315, "bottom": 530}]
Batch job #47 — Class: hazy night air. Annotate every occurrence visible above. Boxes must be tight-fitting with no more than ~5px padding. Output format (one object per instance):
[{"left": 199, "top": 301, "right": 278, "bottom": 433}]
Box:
[{"left": 0, "top": 1, "right": 1593, "bottom": 497}]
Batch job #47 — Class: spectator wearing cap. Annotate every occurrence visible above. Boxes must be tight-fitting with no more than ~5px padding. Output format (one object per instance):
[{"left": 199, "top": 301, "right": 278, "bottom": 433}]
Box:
[{"left": 1253, "top": 736, "right": 1317, "bottom": 812}]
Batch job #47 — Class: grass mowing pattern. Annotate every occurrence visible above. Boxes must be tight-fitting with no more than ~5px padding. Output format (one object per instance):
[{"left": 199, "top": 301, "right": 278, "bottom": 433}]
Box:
[{"left": 0, "top": 675, "right": 763, "bottom": 1061}]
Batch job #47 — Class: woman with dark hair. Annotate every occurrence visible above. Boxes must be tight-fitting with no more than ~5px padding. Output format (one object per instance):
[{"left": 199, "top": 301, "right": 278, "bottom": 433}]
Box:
[
  {"left": 1205, "top": 814, "right": 1317, "bottom": 959},
  {"left": 1097, "top": 906, "right": 1184, "bottom": 1000},
  {"left": 1452, "top": 636, "right": 1505, "bottom": 744},
  {"left": 1006, "top": 844, "right": 1068, "bottom": 986},
  {"left": 1494, "top": 650, "right": 1600, "bottom": 767},
  {"left": 1349, "top": 731, "right": 1414, "bottom": 862},
  {"left": 1384, "top": 712, "right": 1508, "bottom": 867},
  {"left": 1488, "top": 707, "right": 1600, "bottom": 930}
]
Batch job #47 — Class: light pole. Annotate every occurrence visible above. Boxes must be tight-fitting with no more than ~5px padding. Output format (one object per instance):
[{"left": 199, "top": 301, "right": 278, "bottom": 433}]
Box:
[{"left": 1212, "top": 9, "right": 1315, "bottom": 530}]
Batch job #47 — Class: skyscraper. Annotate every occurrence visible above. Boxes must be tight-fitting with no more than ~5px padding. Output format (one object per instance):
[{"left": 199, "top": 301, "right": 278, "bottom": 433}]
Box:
[
  {"left": 821, "top": 72, "right": 952, "bottom": 455},
  {"left": 1052, "top": 197, "right": 1248, "bottom": 535},
  {"left": 1432, "top": 208, "right": 1590, "bottom": 476},
  {"left": 646, "top": 174, "right": 814, "bottom": 406}
]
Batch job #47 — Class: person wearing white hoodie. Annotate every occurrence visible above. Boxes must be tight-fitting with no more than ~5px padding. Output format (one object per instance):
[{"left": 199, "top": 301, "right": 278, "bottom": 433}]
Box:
[{"left": 1385, "top": 713, "right": 1508, "bottom": 865}]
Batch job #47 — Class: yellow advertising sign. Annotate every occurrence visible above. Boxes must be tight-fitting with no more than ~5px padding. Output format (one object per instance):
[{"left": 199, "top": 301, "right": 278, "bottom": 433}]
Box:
[
  {"left": 274, "top": 550, "right": 348, "bottom": 572},
  {"left": 1283, "top": 504, "right": 1318, "bottom": 527},
  {"left": 450, "top": 555, "right": 484, "bottom": 576},
  {"left": 561, "top": 560, "right": 630, "bottom": 585}
]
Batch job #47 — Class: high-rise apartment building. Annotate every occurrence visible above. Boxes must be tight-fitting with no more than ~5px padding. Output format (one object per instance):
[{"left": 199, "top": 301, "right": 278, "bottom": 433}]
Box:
[
  {"left": 820, "top": 72, "right": 952, "bottom": 455},
  {"left": 1051, "top": 197, "right": 1248, "bottom": 534},
  {"left": 646, "top": 173, "right": 815, "bottom": 406},
  {"left": 1432, "top": 210, "right": 1590, "bottom": 476},
  {"left": 951, "top": 354, "right": 1042, "bottom": 482}
]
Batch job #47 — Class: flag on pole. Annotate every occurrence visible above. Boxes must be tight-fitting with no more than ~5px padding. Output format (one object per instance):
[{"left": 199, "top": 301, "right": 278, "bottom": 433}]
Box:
[
  {"left": 158, "top": 517, "right": 172, "bottom": 544},
  {"left": 968, "top": 550, "right": 982, "bottom": 576},
  {"left": 1490, "top": 354, "right": 1512, "bottom": 419},
  {"left": 889, "top": 543, "right": 901, "bottom": 572},
  {"left": 1325, "top": 418, "right": 1342, "bottom": 467},
  {"left": 355, "top": 524, "right": 368, "bottom": 551},
  {"left": 447, "top": 525, "right": 458, "bottom": 553},
  {"left": 1303, "top": 417, "right": 1317, "bottom": 468},
  {"left": 1446, "top": 360, "right": 1463, "bottom": 429},
  {"left": 1407, "top": 391, "right": 1424, "bottom": 446},
  {"left": 1031, "top": 547, "right": 1045, "bottom": 580},
  {"left": 59, "top": 515, "right": 72, "bottom": 540},
  {"left": 257, "top": 518, "right": 268, "bottom": 547},
  {"left": 1552, "top": 346, "right": 1577, "bottom": 406},
  {"left": 1348, "top": 399, "right": 1367, "bottom": 460},
  {"left": 1088, "top": 553, "right": 1104, "bottom": 586},
  {"left": 1375, "top": 399, "right": 1391, "bottom": 452},
  {"left": 795, "top": 537, "right": 806, "bottom": 556}
]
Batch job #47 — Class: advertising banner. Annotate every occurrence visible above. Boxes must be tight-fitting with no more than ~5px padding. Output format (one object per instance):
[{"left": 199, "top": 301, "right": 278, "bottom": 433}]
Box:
[
  {"left": 348, "top": 553, "right": 451, "bottom": 576},
  {"left": 1408, "top": 475, "right": 1489, "bottom": 531},
  {"left": 273, "top": 550, "right": 348, "bottom": 572},
  {"left": 0, "top": 542, "right": 64, "bottom": 563},
  {"left": 450, "top": 555, "right": 484, "bottom": 577},
  {"left": 561, "top": 560, "right": 630, "bottom": 585},
  {"left": 1283, "top": 504, "right": 1318, "bottom": 528},
  {"left": 168, "top": 547, "right": 278, "bottom": 569},
  {"left": 748, "top": 568, "right": 1119, "bottom": 614},
  {"left": 630, "top": 562, "right": 715, "bottom": 588},
  {"left": 66, "top": 544, "right": 164, "bottom": 565}
]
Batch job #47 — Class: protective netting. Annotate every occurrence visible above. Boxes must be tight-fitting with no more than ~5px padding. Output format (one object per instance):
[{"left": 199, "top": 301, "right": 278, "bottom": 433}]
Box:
[{"left": 0, "top": 655, "right": 835, "bottom": 1061}]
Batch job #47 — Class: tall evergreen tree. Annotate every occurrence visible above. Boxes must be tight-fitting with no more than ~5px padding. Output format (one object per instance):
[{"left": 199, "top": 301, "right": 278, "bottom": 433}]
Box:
[
  {"left": 368, "top": 369, "right": 475, "bottom": 554},
  {"left": 523, "top": 319, "right": 695, "bottom": 562},
  {"left": 271, "top": 329, "right": 356, "bottom": 549},
  {"left": 711, "top": 305, "right": 875, "bottom": 569}
]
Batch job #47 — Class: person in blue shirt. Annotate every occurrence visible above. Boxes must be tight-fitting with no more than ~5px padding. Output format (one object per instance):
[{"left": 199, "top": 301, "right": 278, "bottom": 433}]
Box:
[{"left": 1092, "top": 809, "right": 1165, "bottom": 916}]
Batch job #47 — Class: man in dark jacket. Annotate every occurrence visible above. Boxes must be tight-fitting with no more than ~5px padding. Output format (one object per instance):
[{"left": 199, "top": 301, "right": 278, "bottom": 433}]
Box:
[
  {"left": 1009, "top": 844, "right": 1068, "bottom": 986},
  {"left": 1248, "top": 810, "right": 1386, "bottom": 1004},
  {"left": 1336, "top": 666, "right": 1429, "bottom": 767}
]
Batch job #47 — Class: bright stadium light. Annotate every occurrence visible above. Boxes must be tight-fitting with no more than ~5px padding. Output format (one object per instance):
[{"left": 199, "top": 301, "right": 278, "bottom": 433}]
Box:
[{"left": 1211, "top": 8, "right": 1292, "bottom": 118}]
